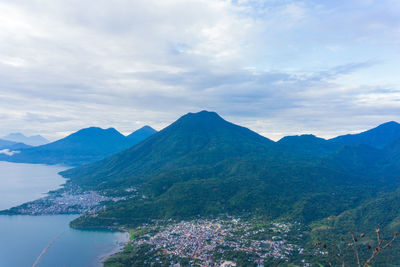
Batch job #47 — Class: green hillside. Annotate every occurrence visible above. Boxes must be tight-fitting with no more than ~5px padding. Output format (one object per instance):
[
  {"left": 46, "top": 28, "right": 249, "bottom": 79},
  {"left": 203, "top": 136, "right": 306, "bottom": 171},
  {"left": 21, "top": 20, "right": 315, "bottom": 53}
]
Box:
[
  {"left": 311, "top": 190, "right": 400, "bottom": 265},
  {"left": 62, "top": 112, "right": 400, "bottom": 234}
]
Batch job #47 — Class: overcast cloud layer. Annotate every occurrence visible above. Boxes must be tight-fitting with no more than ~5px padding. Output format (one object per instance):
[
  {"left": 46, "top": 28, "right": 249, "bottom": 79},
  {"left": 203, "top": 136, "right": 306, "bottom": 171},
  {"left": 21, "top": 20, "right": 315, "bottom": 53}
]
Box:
[{"left": 0, "top": 0, "right": 399, "bottom": 141}]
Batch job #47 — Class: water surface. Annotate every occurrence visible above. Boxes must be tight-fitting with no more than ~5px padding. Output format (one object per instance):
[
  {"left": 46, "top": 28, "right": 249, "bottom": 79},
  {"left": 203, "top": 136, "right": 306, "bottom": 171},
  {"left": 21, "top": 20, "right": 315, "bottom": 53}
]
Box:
[
  {"left": 0, "top": 162, "right": 128, "bottom": 267},
  {"left": 0, "top": 161, "right": 66, "bottom": 210},
  {"left": 0, "top": 215, "right": 128, "bottom": 267}
]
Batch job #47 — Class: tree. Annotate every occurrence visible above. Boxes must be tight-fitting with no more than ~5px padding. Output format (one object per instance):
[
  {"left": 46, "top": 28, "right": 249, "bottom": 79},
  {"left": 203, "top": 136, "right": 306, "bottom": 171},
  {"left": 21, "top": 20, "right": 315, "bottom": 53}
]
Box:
[{"left": 316, "top": 229, "right": 398, "bottom": 266}]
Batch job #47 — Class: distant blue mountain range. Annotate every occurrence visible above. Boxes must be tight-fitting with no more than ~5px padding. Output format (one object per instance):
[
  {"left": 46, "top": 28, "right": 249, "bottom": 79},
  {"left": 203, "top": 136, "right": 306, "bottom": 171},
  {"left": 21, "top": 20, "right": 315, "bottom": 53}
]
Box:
[
  {"left": 2, "top": 133, "right": 49, "bottom": 146},
  {"left": 329, "top": 121, "right": 400, "bottom": 148},
  {"left": 0, "top": 126, "right": 157, "bottom": 166},
  {"left": 0, "top": 139, "right": 31, "bottom": 152}
]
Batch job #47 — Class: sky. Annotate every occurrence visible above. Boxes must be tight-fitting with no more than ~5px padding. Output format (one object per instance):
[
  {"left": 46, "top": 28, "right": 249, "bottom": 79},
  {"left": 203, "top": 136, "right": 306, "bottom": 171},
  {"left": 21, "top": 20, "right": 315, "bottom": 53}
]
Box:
[{"left": 0, "top": 0, "right": 399, "bottom": 141}]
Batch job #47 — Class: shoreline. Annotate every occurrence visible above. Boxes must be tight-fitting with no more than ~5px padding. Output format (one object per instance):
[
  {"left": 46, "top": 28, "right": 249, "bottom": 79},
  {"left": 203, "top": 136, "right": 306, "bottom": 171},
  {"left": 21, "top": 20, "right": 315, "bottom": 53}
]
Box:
[
  {"left": 0, "top": 161, "right": 126, "bottom": 267},
  {"left": 0, "top": 161, "right": 68, "bottom": 211},
  {"left": 0, "top": 214, "right": 127, "bottom": 267},
  {"left": 0, "top": 212, "right": 129, "bottom": 267}
]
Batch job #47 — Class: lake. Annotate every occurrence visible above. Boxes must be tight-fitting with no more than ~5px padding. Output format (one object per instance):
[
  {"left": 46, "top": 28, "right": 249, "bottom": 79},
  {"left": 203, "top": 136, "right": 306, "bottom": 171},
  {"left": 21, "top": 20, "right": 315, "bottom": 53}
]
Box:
[
  {"left": 0, "top": 162, "right": 129, "bottom": 267},
  {"left": 0, "top": 161, "right": 66, "bottom": 210}
]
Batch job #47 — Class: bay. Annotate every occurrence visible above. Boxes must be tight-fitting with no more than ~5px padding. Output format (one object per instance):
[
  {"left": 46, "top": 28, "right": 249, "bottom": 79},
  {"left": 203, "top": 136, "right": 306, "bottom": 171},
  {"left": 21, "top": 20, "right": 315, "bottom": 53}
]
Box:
[
  {"left": 0, "top": 162, "right": 128, "bottom": 267},
  {"left": 0, "top": 161, "right": 66, "bottom": 210},
  {"left": 0, "top": 215, "right": 128, "bottom": 267}
]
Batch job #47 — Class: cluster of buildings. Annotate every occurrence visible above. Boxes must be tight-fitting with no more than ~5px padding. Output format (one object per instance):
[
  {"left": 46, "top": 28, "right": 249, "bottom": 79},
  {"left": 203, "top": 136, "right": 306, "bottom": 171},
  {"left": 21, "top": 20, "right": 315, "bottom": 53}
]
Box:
[
  {"left": 135, "top": 219, "right": 226, "bottom": 263},
  {"left": 130, "top": 218, "right": 306, "bottom": 266},
  {"left": 8, "top": 189, "right": 113, "bottom": 215},
  {"left": 3, "top": 183, "right": 142, "bottom": 216}
]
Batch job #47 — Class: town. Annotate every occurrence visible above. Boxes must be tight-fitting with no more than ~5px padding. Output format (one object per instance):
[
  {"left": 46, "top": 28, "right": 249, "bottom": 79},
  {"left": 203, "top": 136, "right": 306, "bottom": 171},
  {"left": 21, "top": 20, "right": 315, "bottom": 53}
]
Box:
[
  {"left": 0, "top": 184, "right": 124, "bottom": 215},
  {"left": 107, "top": 217, "right": 313, "bottom": 266}
]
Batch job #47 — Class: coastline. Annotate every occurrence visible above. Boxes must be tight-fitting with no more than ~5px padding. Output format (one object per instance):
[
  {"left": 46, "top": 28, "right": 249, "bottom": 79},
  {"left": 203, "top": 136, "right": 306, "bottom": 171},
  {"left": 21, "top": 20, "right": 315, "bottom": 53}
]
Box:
[
  {"left": 0, "top": 161, "right": 68, "bottom": 211},
  {"left": 0, "top": 162, "right": 127, "bottom": 267}
]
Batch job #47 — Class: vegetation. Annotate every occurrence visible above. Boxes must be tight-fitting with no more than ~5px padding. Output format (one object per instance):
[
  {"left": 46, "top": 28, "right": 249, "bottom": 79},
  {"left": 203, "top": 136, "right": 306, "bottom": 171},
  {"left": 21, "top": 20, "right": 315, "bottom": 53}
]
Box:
[
  {"left": 311, "top": 190, "right": 400, "bottom": 266},
  {"left": 58, "top": 111, "right": 400, "bottom": 264},
  {"left": 315, "top": 229, "right": 398, "bottom": 266}
]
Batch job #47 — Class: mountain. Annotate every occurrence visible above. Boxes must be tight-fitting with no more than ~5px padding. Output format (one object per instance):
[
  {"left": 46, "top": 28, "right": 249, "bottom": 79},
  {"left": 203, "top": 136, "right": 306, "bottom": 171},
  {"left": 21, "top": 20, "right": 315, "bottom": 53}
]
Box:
[
  {"left": 3, "top": 133, "right": 48, "bottom": 146},
  {"left": 3, "top": 111, "right": 400, "bottom": 264},
  {"left": 0, "top": 139, "right": 18, "bottom": 149},
  {"left": 127, "top": 126, "right": 157, "bottom": 144},
  {"left": 62, "top": 111, "right": 275, "bottom": 188},
  {"left": 330, "top": 121, "right": 400, "bottom": 148},
  {"left": 0, "top": 126, "right": 157, "bottom": 166},
  {"left": 0, "top": 139, "right": 31, "bottom": 151},
  {"left": 384, "top": 138, "right": 400, "bottom": 161},
  {"left": 378, "top": 138, "right": 400, "bottom": 178},
  {"left": 62, "top": 111, "right": 391, "bottom": 228},
  {"left": 277, "top": 134, "right": 340, "bottom": 159}
]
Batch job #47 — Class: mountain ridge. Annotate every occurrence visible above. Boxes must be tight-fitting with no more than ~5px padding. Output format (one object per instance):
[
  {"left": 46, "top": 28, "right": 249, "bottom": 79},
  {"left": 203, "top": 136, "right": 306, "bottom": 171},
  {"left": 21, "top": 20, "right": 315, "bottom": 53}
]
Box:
[
  {"left": 60, "top": 111, "right": 400, "bottom": 230},
  {"left": 61, "top": 110, "right": 275, "bottom": 188},
  {"left": 2, "top": 110, "right": 400, "bottom": 264},
  {"left": 3, "top": 132, "right": 48, "bottom": 146},
  {"left": 330, "top": 121, "right": 400, "bottom": 148},
  {"left": 0, "top": 139, "right": 31, "bottom": 151},
  {"left": 0, "top": 125, "right": 157, "bottom": 166}
]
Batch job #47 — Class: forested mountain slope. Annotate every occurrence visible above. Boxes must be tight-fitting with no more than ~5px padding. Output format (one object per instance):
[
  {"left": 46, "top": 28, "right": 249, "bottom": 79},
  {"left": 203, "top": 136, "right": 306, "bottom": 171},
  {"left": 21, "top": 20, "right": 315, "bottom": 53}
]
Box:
[{"left": 62, "top": 112, "right": 400, "bottom": 229}]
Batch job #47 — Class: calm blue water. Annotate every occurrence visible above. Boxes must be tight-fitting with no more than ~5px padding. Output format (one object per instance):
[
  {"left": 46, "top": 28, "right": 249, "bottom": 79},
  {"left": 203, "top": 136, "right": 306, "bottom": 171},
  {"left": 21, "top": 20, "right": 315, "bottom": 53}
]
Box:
[
  {"left": 0, "top": 215, "right": 128, "bottom": 267},
  {"left": 0, "top": 161, "right": 66, "bottom": 210},
  {"left": 0, "top": 162, "right": 129, "bottom": 267}
]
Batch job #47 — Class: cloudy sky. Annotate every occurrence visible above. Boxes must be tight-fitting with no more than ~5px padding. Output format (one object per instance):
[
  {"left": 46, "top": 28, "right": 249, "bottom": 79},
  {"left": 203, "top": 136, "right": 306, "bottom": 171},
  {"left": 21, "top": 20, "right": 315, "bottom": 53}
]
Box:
[{"left": 0, "top": 0, "right": 399, "bottom": 141}]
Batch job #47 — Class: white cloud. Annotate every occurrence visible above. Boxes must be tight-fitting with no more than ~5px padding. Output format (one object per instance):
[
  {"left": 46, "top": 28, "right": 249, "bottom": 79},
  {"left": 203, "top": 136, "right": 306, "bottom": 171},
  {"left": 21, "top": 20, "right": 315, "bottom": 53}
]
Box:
[
  {"left": 0, "top": 0, "right": 399, "bottom": 140},
  {"left": 0, "top": 149, "right": 20, "bottom": 156}
]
